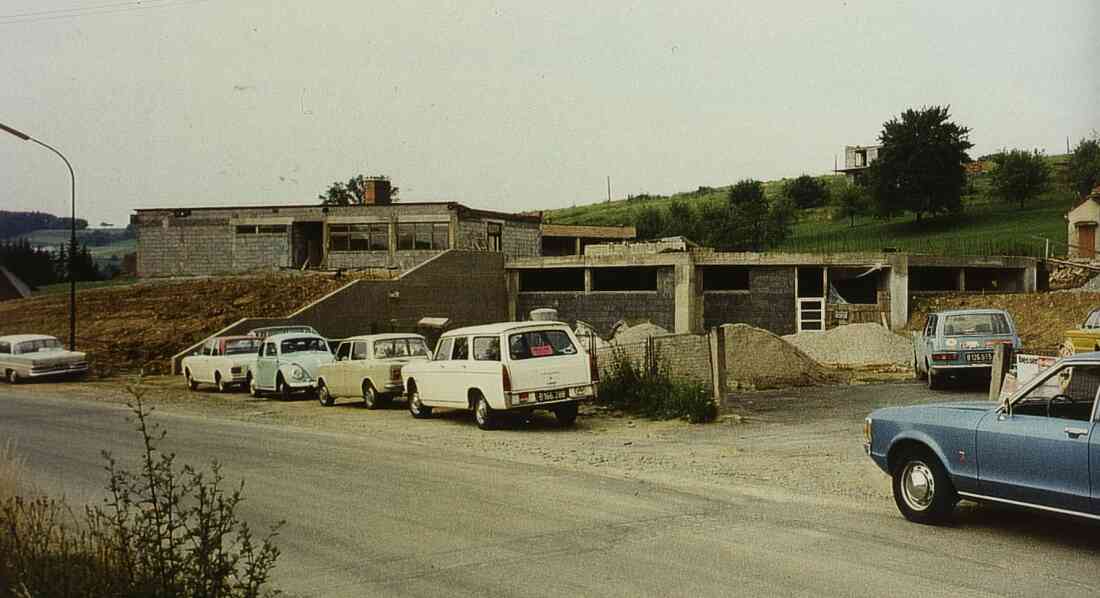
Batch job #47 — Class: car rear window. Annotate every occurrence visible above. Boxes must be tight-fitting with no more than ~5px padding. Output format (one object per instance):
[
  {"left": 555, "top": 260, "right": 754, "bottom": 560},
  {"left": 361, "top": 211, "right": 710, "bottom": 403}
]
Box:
[
  {"left": 943, "top": 313, "right": 1011, "bottom": 336},
  {"left": 508, "top": 330, "right": 577, "bottom": 360},
  {"left": 224, "top": 339, "right": 261, "bottom": 355}
]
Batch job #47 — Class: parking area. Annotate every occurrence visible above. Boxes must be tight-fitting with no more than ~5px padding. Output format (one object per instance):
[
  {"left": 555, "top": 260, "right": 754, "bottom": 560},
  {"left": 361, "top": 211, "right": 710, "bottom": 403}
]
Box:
[{"left": 2, "top": 374, "right": 987, "bottom": 512}]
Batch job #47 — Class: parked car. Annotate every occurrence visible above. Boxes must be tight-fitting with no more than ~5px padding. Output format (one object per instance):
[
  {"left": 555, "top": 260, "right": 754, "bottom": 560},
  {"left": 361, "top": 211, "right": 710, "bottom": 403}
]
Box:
[
  {"left": 315, "top": 334, "right": 432, "bottom": 408},
  {"left": 1060, "top": 307, "right": 1100, "bottom": 356},
  {"left": 248, "top": 325, "right": 319, "bottom": 339},
  {"left": 0, "top": 334, "right": 88, "bottom": 383},
  {"left": 249, "top": 332, "right": 333, "bottom": 400},
  {"left": 913, "top": 309, "right": 1021, "bottom": 389},
  {"left": 180, "top": 335, "right": 261, "bottom": 392},
  {"left": 401, "top": 321, "right": 598, "bottom": 430},
  {"left": 866, "top": 351, "right": 1100, "bottom": 525}
]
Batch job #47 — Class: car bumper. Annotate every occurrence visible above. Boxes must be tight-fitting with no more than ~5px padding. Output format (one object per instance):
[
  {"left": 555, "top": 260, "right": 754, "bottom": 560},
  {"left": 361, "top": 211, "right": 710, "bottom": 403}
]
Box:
[
  {"left": 504, "top": 385, "right": 597, "bottom": 409},
  {"left": 26, "top": 363, "right": 89, "bottom": 378},
  {"left": 930, "top": 363, "right": 992, "bottom": 371},
  {"left": 283, "top": 379, "right": 317, "bottom": 391}
]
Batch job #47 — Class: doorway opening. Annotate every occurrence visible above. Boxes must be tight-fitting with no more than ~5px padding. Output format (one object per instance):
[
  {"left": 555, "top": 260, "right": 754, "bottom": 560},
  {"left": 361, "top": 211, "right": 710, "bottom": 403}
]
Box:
[{"left": 293, "top": 222, "right": 324, "bottom": 268}]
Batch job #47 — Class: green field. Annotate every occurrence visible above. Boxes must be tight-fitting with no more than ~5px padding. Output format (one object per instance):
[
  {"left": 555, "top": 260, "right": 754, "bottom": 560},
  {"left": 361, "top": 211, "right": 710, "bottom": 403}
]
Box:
[{"left": 545, "top": 155, "right": 1075, "bottom": 258}]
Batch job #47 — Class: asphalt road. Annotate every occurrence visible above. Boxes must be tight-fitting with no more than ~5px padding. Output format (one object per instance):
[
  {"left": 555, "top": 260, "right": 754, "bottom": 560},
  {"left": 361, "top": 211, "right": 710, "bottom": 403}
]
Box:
[{"left": 2, "top": 388, "right": 1099, "bottom": 597}]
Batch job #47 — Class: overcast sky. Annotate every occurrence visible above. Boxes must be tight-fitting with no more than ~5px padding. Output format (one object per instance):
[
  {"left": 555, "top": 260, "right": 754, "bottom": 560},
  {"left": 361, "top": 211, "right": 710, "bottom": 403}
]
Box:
[{"left": 2, "top": 0, "right": 1098, "bottom": 226}]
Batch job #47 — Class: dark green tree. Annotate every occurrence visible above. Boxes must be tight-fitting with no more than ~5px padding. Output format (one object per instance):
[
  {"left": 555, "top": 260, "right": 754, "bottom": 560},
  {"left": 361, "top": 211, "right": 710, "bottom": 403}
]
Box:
[
  {"left": 782, "top": 175, "right": 830, "bottom": 209},
  {"left": 717, "top": 179, "right": 793, "bottom": 251},
  {"left": 868, "top": 106, "right": 973, "bottom": 221},
  {"left": 1066, "top": 138, "right": 1100, "bottom": 198},
  {"left": 634, "top": 205, "right": 666, "bottom": 239},
  {"left": 991, "top": 149, "right": 1051, "bottom": 208},
  {"left": 833, "top": 184, "right": 870, "bottom": 227},
  {"left": 318, "top": 175, "right": 399, "bottom": 206}
]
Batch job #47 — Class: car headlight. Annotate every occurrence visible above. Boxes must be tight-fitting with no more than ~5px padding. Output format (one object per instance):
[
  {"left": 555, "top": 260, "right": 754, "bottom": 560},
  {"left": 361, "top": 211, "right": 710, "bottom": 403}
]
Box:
[
  {"left": 290, "top": 366, "right": 305, "bottom": 380},
  {"left": 864, "top": 417, "right": 873, "bottom": 444}
]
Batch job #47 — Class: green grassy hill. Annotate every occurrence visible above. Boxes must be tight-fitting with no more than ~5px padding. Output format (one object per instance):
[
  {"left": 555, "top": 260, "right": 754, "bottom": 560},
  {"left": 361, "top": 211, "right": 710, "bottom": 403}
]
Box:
[{"left": 544, "top": 156, "right": 1076, "bottom": 258}]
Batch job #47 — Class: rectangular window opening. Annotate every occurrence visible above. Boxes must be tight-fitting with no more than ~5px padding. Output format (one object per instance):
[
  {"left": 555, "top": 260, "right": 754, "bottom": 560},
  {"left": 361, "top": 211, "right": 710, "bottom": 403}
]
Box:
[
  {"left": 702, "top": 266, "right": 750, "bottom": 291},
  {"left": 519, "top": 268, "right": 585, "bottom": 292},
  {"left": 591, "top": 267, "right": 658, "bottom": 292}
]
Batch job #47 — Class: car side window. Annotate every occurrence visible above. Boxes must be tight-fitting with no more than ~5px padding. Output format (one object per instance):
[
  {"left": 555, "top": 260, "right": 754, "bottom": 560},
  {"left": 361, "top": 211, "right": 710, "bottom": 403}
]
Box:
[
  {"left": 352, "top": 341, "right": 368, "bottom": 360},
  {"left": 473, "top": 337, "right": 500, "bottom": 361},
  {"left": 1086, "top": 310, "right": 1100, "bottom": 329},
  {"left": 434, "top": 338, "right": 453, "bottom": 361},
  {"left": 263, "top": 343, "right": 277, "bottom": 357},
  {"left": 336, "top": 342, "right": 351, "bottom": 361},
  {"left": 924, "top": 315, "right": 937, "bottom": 337},
  {"left": 453, "top": 337, "right": 469, "bottom": 360},
  {"left": 0, "top": 342, "right": 9, "bottom": 354},
  {"left": 1013, "top": 364, "right": 1100, "bottom": 421}
]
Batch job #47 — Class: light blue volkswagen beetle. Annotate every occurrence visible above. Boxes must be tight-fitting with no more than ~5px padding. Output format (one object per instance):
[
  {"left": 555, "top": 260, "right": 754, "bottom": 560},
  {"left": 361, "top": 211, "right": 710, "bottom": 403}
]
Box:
[{"left": 867, "top": 352, "right": 1100, "bottom": 524}]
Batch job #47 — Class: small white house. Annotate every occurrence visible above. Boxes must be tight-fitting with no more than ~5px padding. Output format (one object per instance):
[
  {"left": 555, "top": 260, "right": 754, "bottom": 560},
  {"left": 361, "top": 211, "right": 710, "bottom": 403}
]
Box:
[{"left": 1066, "top": 185, "right": 1100, "bottom": 259}]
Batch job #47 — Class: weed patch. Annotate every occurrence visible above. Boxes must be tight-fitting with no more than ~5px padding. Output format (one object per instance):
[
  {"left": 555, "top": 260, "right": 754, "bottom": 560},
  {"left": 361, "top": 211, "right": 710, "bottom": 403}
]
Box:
[{"left": 598, "top": 345, "right": 717, "bottom": 424}]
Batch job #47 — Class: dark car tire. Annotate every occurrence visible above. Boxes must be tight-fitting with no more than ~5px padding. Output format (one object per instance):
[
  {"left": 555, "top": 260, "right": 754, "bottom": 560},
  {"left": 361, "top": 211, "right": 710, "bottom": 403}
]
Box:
[
  {"left": 317, "top": 381, "right": 334, "bottom": 406},
  {"left": 248, "top": 375, "right": 261, "bottom": 397},
  {"left": 474, "top": 395, "right": 497, "bottom": 430},
  {"left": 408, "top": 388, "right": 432, "bottom": 418},
  {"left": 278, "top": 376, "right": 293, "bottom": 401},
  {"left": 553, "top": 403, "right": 579, "bottom": 427},
  {"left": 216, "top": 373, "right": 228, "bottom": 393},
  {"left": 891, "top": 448, "right": 957, "bottom": 525},
  {"left": 185, "top": 370, "right": 197, "bottom": 391},
  {"left": 363, "top": 383, "right": 380, "bottom": 410},
  {"left": 8, "top": 370, "right": 21, "bottom": 384}
]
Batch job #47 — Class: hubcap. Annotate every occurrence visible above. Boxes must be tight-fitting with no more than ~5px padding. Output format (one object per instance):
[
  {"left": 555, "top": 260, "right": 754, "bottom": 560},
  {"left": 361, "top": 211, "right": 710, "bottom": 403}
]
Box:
[
  {"left": 901, "top": 461, "right": 935, "bottom": 511},
  {"left": 476, "top": 400, "right": 487, "bottom": 423},
  {"left": 410, "top": 393, "right": 421, "bottom": 414}
]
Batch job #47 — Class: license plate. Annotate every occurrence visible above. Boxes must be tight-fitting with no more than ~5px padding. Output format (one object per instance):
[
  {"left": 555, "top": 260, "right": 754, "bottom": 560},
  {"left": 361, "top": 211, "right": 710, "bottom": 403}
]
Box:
[
  {"left": 536, "top": 390, "right": 567, "bottom": 402},
  {"left": 966, "top": 352, "right": 993, "bottom": 363}
]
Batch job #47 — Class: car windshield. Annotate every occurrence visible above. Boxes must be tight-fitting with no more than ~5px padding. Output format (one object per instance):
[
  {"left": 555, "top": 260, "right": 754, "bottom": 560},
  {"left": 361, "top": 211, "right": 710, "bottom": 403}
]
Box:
[
  {"left": 942, "top": 313, "right": 1010, "bottom": 336},
  {"left": 224, "top": 339, "right": 261, "bottom": 355},
  {"left": 252, "top": 326, "right": 317, "bottom": 339},
  {"left": 14, "top": 338, "right": 63, "bottom": 354},
  {"left": 280, "top": 337, "right": 328, "bottom": 354},
  {"left": 508, "top": 330, "right": 577, "bottom": 360},
  {"left": 373, "top": 338, "right": 430, "bottom": 358}
]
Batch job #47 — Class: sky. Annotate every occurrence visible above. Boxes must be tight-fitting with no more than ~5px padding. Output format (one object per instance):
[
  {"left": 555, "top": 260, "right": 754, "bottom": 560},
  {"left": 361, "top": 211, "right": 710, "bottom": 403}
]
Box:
[{"left": 1, "top": 0, "right": 1098, "bottom": 226}]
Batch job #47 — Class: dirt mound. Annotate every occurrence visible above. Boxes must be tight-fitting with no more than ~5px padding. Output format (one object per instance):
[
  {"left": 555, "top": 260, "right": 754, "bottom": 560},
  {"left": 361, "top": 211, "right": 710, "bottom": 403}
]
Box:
[
  {"left": 783, "top": 323, "right": 913, "bottom": 367},
  {"left": 611, "top": 322, "right": 671, "bottom": 345},
  {"left": 0, "top": 274, "right": 349, "bottom": 375},
  {"left": 721, "top": 323, "right": 838, "bottom": 390}
]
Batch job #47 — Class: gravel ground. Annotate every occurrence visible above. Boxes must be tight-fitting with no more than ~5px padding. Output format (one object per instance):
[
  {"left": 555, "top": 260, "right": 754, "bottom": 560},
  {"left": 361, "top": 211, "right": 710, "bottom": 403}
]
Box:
[
  {"left": 2, "top": 373, "right": 979, "bottom": 512},
  {"left": 784, "top": 322, "right": 914, "bottom": 367}
]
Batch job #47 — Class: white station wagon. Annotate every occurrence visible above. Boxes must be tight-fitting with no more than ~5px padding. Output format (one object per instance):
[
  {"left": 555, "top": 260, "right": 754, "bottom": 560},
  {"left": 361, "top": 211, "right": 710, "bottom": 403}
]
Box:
[
  {"left": 401, "top": 321, "right": 598, "bottom": 430},
  {"left": 316, "top": 333, "right": 432, "bottom": 408},
  {"left": 250, "top": 332, "right": 334, "bottom": 400}
]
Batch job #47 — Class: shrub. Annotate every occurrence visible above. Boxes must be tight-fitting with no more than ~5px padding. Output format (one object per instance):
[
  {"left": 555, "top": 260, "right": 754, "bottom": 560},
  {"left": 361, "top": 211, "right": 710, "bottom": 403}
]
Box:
[
  {"left": 598, "top": 344, "right": 718, "bottom": 424},
  {"left": 0, "top": 385, "right": 283, "bottom": 597}
]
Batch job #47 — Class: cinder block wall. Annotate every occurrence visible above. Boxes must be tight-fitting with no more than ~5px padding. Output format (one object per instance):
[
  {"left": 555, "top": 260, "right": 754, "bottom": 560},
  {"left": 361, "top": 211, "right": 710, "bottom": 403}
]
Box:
[
  {"left": 594, "top": 333, "right": 712, "bottom": 386},
  {"left": 703, "top": 267, "right": 796, "bottom": 334},
  {"left": 516, "top": 267, "right": 676, "bottom": 335}
]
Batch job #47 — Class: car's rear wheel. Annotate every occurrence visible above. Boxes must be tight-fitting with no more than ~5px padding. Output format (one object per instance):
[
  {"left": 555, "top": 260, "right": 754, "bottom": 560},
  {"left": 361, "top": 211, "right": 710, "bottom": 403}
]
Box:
[
  {"left": 185, "top": 370, "right": 197, "bottom": 391},
  {"left": 891, "top": 448, "right": 957, "bottom": 525},
  {"left": 8, "top": 370, "right": 21, "bottom": 384},
  {"left": 408, "top": 387, "right": 432, "bottom": 418},
  {"left": 278, "top": 376, "right": 293, "bottom": 401},
  {"left": 363, "top": 382, "right": 380, "bottom": 410},
  {"left": 474, "top": 395, "right": 497, "bottom": 430},
  {"left": 317, "top": 381, "right": 334, "bottom": 406},
  {"left": 553, "top": 402, "right": 578, "bottom": 427}
]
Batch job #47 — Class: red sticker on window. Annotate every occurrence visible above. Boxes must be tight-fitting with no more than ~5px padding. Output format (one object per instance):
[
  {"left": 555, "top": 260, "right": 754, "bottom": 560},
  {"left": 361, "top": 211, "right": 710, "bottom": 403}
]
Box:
[{"left": 531, "top": 345, "right": 553, "bottom": 357}]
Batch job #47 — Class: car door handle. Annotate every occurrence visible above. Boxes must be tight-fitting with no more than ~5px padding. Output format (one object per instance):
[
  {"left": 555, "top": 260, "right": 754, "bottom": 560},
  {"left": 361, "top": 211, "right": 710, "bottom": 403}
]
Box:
[{"left": 1064, "top": 427, "right": 1089, "bottom": 439}]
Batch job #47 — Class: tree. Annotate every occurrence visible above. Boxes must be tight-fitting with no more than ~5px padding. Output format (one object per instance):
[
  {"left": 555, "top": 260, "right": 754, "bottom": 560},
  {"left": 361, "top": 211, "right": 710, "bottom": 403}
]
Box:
[
  {"left": 318, "top": 175, "right": 399, "bottom": 206},
  {"left": 717, "top": 179, "right": 793, "bottom": 251},
  {"left": 833, "top": 184, "right": 869, "bottom": 227},
  {"left": 634, "top": 205, "right": 666, "bottom": 240},
  {"left": 1066, "top": 138, "right": 1100, "bottom": 198},
  {"left": 868, "top": 106, "right": 973, "bottom": 221},
  {"left": 783, "top": 175, "right": 830, "bottom": 209},
  {"left": 991, "top": 149, "right": 1051, "bottom": 208}
]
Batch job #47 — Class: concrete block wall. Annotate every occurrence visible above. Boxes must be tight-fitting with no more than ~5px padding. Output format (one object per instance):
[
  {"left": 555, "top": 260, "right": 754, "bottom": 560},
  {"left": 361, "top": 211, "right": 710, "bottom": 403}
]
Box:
[
  {"left": 455, "top": 218, "right": 540, "bottom": 259},
  {"left": 516, "top": 267, "right": 676, "bottom": 335},
  {"left": 595, "top": 333, "right": 712, "bottom": 386},
  {"left": 703, "top": 267, "right": 796, "bottom": 334}
]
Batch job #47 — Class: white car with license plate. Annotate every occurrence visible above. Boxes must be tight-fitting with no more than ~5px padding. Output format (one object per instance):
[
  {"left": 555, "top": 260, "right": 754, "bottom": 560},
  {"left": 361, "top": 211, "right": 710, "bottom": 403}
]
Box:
[
  {"left": 250, "top": 332, "right": 333, "bottom": 400},
  {"left": 401, "top": 322, "right": 598, "bottom": 430},
  {"left": 180, "top": 335, "right": 261, "bottom": 392},
  {"left": 316, "top": 334, "right": 432, "bottom": 408}
]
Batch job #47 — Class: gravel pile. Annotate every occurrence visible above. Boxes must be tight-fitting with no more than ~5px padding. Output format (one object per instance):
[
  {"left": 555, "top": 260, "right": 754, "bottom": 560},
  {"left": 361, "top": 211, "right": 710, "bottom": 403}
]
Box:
[
  {"left": 721, "top": 324, "right": 838, "bottom": 390},
  {"left": 783, "top": 323, "right": 913, "bottom": 367},
  {"left": 611, "top": 322, "right": 671, "bottom": 345},
  {"left": 1060, "top": 272, "right": 1100, "bottom": 293}
]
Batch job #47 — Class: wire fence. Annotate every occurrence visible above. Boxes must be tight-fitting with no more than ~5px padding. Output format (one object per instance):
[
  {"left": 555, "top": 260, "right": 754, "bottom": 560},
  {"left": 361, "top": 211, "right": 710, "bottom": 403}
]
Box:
[{"left": 779, "top": 234, "right": 1051, "bottom": 258}]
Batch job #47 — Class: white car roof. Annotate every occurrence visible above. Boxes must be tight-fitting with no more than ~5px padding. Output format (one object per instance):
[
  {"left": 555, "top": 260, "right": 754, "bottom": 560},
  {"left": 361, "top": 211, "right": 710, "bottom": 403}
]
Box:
[
  {"left": 263, "top": 332, "right": 327, "bottom": 343},
  {"left": 337, "top": 333, "right": 426, "bottom": 343},
  {"left": 0, "top": 334, "right": 60, "bottom": 344},
  {"left": 443, "top": 321, "right": 571, "bottom": 337}
]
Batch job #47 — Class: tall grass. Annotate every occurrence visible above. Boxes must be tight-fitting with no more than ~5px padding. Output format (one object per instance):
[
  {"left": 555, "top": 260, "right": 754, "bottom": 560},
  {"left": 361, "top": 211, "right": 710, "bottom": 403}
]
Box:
[
  {"left": 0, "top": 440, "right": 26, "bottom": 503},
  {"left": 598, "top": 344, "right": 718, "bottom": 424}
]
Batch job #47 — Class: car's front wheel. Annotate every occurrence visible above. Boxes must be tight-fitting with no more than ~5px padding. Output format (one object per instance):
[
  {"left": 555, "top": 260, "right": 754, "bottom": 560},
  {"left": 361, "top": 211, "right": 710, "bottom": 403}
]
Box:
[
  {"left": 278, "top": 376, "right": 293, "bottom": 401},
  {"left": 317, "top": 381, "right": 334, "bottom": 407},
  {"left": 248, "top": 374, "right": 260, "bottom": 397},
  {"left": 185, "top": 370, "right": 197, "bottom": 391},
  {"left": 408, "top": 387, "right": 432, "bottom": 418},
  {"left": 216, "top": 373, "right": 228, "bottom": 393},
  {"left": 363, "top": 382, "right": 380, "bottom": 410},
  {"left": 892, "top": 448, "right": 957, "bottom": 525},
  {"left": 8, "top": 370, "right": 21, "bottom": 384}
]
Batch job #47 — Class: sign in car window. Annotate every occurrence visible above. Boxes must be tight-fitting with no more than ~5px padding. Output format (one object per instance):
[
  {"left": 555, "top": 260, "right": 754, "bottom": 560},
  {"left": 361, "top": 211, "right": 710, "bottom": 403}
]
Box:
[{"left": 508, "top": 330, "right": 577, "bottom": 360}]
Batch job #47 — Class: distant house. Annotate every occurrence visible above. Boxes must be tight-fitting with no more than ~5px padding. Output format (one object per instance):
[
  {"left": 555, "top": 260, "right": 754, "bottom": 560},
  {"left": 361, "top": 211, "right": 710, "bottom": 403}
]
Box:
[
  {"left": 1065, "top": 185, "right": 1100, "bottom": 259},
  {"left": 0, "top": 266, "right": 32, "bottom": 301},
  {"left": 836, "top": 144, "right": 882, "bottom": 180}
]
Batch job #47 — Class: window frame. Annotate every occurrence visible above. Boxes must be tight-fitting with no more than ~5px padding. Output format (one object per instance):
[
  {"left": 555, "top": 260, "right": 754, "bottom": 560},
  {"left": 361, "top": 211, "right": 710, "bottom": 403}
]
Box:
[
  {"left": 335, "top": 342, "right": 351, "bottom": 361},
  {"left": 1009, "top": 362, "right": 1100, "bottom": 422},
  {"left": 434, "top": 337, "right": 454, "bottom": 362}
]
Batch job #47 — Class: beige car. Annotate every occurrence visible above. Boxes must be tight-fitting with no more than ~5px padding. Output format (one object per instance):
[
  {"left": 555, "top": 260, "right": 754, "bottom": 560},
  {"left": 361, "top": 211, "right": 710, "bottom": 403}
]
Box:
[
  {"left": 0, "top": 334, "right": 88, "bottom": 383},
  {"left": 315, "top": 334, "right": 432, "bottom": 408}
]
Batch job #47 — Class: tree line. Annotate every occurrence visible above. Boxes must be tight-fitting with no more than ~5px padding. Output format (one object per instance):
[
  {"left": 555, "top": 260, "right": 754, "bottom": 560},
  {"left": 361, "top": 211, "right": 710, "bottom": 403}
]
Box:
[
  {"left": 0, "top": 210, "right": 87, "bottom": 239},
  {"left": 0, "top": 238, "right": 101, "bottom": 288}
]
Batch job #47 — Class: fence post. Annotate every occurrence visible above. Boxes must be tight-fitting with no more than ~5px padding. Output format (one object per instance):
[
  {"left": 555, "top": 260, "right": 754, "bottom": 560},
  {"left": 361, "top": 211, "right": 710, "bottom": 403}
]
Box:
[
  {"left": 988, "top": 344, "right": 1012, "bottom": 401},
  {"left": 709, "top": 327, "right": 728, "bottom": 404}
]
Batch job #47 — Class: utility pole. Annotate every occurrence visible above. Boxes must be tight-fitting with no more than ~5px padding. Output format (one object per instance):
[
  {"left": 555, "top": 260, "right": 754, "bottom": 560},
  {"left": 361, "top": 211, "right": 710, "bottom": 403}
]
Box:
[{"left": 606, "top": 176, "right": 612, "bottom": 202}]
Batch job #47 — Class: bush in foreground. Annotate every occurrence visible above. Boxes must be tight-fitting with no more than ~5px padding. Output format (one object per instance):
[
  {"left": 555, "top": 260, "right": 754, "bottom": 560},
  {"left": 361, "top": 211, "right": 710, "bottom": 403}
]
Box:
[
  {"left": 0, "top": 385, "right": 282, "bottom": 598},
  {"left": 598, "top": 345, "right": 718, "bottom": 424}
]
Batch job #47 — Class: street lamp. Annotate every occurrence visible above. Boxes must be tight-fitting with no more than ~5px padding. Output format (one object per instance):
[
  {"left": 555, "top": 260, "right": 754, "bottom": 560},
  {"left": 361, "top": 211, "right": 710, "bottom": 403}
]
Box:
[{"left": 0, "top": 121, "right": 77, "bottom": 350}]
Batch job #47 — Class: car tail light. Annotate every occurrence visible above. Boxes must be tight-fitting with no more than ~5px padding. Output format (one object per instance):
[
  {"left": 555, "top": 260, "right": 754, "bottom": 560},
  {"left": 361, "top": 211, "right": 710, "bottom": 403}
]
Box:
[
  {"left": 589, "top": 352, "right": 599, "bottom": 383},
  {"left": 932, "top": 353, "right": 958, "bottom": 362},
  {"left": 502, "top": 364, "right": 512, "bottom": 393}
]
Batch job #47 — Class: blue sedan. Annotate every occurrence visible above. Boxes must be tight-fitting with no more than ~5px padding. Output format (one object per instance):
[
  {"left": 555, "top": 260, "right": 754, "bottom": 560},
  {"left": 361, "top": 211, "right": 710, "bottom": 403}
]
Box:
[{"left": 866, "top": 352, "right": 1100, "bottom": 524}]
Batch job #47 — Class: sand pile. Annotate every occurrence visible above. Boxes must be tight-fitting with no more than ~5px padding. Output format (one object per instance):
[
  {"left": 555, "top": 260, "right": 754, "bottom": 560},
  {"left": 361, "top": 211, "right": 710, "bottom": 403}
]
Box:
[
  {"left": 721, "top": 323, "right": 838, "bottom": 390},
  {"left": 783, "top": 323, "right": 913, "bottom": 367},
  {"left": 611, "top": 322, "right": 671, "bottom": 345}
]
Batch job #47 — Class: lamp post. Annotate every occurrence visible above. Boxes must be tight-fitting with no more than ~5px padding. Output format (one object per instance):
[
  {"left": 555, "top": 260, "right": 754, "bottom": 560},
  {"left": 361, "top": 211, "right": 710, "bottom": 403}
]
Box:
[{"left": 0, "top": 121, "right": 77, "bottom": 350}]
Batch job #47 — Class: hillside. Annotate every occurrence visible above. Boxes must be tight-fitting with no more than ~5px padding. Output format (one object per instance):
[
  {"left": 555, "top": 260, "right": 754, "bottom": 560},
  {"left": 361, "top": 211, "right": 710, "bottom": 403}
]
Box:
[
  {"left": 545, "top": 155, "right": 1074, "bottom": 258},
  {"left": 0, "top": 274, "right": 350, "bottom": 375},
  {"left": 0, "top": 210, "right": 86, "bottom": 239}
]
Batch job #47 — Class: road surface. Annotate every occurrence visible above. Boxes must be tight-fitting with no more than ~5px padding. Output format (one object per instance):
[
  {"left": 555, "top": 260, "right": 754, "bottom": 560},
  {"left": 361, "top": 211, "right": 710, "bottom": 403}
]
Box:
[{"left": 2, "top": 388, "right": 1098, "bottom": 597}]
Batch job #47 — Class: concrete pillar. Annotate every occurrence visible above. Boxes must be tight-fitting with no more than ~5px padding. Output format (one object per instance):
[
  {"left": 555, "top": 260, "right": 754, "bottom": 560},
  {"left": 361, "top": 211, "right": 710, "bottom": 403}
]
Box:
[
  {"left": 957, "top": 268, "right": 966, "bottom": 292},
  {"left": 584, "top": 268, "right": 592, "bottom": 293},
  {"left": 1024, "top": 262, "right": 1038, "bottom": 292},
  {"left": 887, "top": 255, "right": 909, "bottom": 331},
  {"left": 506, "top": 270, "right": 519, "bottom": 321},
  {"left": 673, "top": 262, "right": 701, "bottom": 334},
  {"left": 575, "top": 237, "right": 582, "bottom": 256}
]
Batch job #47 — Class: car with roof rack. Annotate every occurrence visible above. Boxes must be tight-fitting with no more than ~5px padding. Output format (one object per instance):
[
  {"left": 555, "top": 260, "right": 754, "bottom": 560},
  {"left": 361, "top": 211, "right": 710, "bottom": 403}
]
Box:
[{"left": 401, "top": 321, "right": 598, "bottom": 430}]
